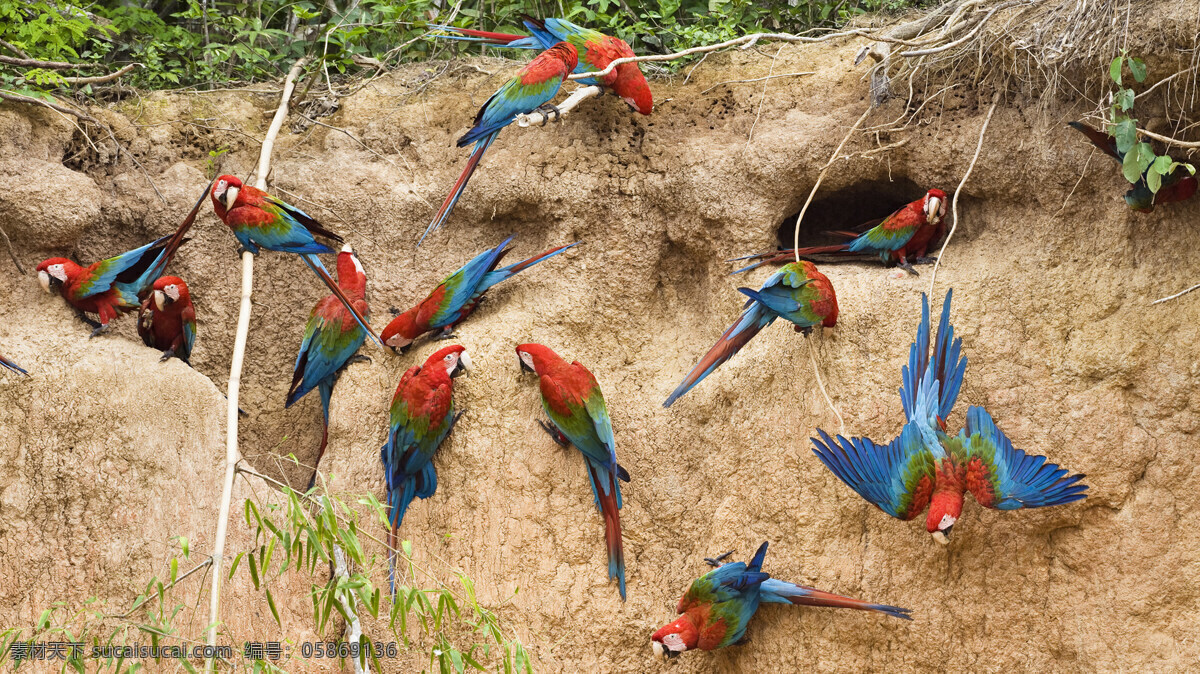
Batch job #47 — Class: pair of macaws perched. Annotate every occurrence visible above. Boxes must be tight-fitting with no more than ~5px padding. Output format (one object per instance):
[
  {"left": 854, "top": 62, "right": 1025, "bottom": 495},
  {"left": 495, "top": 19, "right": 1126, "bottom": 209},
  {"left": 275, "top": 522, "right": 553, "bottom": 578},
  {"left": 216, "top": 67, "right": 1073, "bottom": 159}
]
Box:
[
  {"left": 651, "top": 542, "right": 910, "bottom": 657},
  {"left": 1067, "top": 121, "right": 1197, "bottom": 212},
  {"left": 34, "top": 185, "right": 207, "bottom": 338},
  {"left": 420, "top": 17, "right": 653, "bottom": 245},
  {"left": 663, "top": 260, "right": 838, "bottom": 408},
  {"left": 811, "top": 290, "right": 1089, "bottom": 542},
  {"left": 380, "top": 343, "right": 626, "bottom": 602},
  {"left": 730, "top": 188, "right": 948, "bottom": 275}
]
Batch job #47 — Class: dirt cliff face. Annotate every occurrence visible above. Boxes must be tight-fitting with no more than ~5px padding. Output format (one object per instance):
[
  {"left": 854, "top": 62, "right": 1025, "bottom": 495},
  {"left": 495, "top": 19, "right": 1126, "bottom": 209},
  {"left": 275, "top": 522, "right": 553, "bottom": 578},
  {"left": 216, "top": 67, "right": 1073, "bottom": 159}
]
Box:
[{"left": 2, "top": 32, "right": 1199, "bottom": 673}]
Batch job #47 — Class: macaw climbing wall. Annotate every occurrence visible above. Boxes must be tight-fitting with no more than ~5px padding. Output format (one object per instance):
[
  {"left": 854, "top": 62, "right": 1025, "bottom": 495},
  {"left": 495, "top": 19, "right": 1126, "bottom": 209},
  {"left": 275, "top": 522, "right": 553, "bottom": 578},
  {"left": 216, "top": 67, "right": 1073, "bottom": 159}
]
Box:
[{"left": 1, "top": 15, "right": 1199, "bottom": 673}]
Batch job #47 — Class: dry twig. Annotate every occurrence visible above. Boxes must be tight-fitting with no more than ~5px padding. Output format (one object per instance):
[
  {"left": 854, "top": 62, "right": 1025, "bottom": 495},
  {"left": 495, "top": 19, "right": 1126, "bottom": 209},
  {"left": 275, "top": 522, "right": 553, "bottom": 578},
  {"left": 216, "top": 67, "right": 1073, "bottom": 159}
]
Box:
[{"left": 928, "top": 93, "right": 999, "bottom": 297}]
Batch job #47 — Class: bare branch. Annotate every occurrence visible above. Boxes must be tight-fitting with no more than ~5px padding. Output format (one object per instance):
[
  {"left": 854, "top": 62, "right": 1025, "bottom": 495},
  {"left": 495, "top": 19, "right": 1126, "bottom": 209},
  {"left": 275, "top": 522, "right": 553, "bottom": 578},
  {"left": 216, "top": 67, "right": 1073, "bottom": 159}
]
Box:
[
  {"left": 0, "top": 39, "right": 29, "bottom": 59},
  {"left": 699, "top": 71, "right": 815, "bottom": 95},
  {"left": 0, "top": 89, "right": 100, "bottom": 123},
  {"left": 515, "top": 85, "right": 602, "bottom": 127},
  {"left": 205, "top": 56, "right": 307, "bottom": 674},
  {"left": 567, "top": 29, "right": 929, "bottom": 82},
  {"left": 0, "top": 54, "right": 103, "bottom": 69},
  {"left": 60, "top": 63, "right": 138, "bottom": 85},
  {"left": 0, "top": 223, "right": 24, "bottom": 274},
  {"left": 1152, "top": 281, "right": 1200, "bottom": 305},
  {"left": 928, "top": 93, "right": 999, "bottom": 296},
  {"left": 1136, "top": 127, "right": 1200, "bottom": 149}
]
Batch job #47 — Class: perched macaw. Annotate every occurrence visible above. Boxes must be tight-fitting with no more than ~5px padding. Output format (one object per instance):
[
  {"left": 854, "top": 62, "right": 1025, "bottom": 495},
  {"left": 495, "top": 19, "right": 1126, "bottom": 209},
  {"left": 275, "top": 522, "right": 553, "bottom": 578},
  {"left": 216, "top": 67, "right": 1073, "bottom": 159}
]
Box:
[
  {"left": 381, "top": 344, "right": 471, "bottom": 595},
  {"left": 0, "top": 352, "right": 27, "bottom": 376},
  {"left": 730, "top": 189, "right": 948, "bottom": 276},
  {"left": 663, "top": 260, "right": 837, "bottom": 408},
  {"left": 37, "top": 237, "right": 188, "bottom": 337},
  {"left": 811, "top": 290, "right": 1088, "bottom": 544},
  {"left": 36, "top": 179, "right": 208, "bottom": 336},
  {"left": 516, "top": 343, "right": 629, "bottom": 599},
  {"left": 420, "top": 42, "right": 579, "bottom": 245},
  {"left": 1068, "top": 121, "right": 1197, "bottom": 212},
  {"left": 209, "top": 175, "right": 381, "bottom": 346},
  {"left": 651, "top": 542, "right": 911, "bottom": 658},
  {"left": 382, "top": 236, "right": 580, "bottom": 352},
  {"left": 429, "top": 16, "right": 653, "bottom": 115},
  {"left": 137, "top": 276, "right": 196, "bottom": 363},
  {"left": 287, "top": 245, "right": 371, "bottom": 488}
]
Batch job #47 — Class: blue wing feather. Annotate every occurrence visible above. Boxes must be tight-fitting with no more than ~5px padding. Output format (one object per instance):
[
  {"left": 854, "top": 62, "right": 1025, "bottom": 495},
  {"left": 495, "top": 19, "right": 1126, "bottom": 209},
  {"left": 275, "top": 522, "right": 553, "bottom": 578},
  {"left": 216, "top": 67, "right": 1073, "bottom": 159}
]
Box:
[
  {"left": 960, "top": 406, "right": 1088, "bottom": 509},
  {"left": 811, "top": 423, "right": 934, "bottom": 519}
]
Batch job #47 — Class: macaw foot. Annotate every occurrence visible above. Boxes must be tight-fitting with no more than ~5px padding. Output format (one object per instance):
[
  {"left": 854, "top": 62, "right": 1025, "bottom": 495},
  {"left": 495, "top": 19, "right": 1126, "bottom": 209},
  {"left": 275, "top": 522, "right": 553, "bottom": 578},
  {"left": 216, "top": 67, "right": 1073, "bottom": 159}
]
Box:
[
  {"left": 235, "top": 244, "right": 260, "bottom": 258},
  {"left": 434, "top": 327, "right": 457, "bottom": 341},
  {"left": 76, "top": 311, "right": 101, "bottom": 329},
  {"left": 896, "top": 262, "right": 920, "bottom": 276},
  {"left": 704, "top": 550, "right": 735, "bottom": 568},
  {"left": 159, "top": 348, "right": 176, "bottom": 362},
  {"left": 89, "top": 324, "right": 111, "bottom": 339},
  {"left": 535, "top": 103, "right": 562, "bottom": 126},
  {"left": 388, "top": 306, "right": 401, "bottom": 316},
  {"left": 913, "top": 255, "right": 938, "bottom": 265},
  {"left": 538, "top": 420, "right": 570, "bottom": 448},
  {"left": 734, "top": 636, "right": 752, "bottom": 647},
  {"left": 347, "top": 354, "right": 372, "bottom": 365},
  {"left": 794, "top": 325, "right": 814, "bottom": 336}
]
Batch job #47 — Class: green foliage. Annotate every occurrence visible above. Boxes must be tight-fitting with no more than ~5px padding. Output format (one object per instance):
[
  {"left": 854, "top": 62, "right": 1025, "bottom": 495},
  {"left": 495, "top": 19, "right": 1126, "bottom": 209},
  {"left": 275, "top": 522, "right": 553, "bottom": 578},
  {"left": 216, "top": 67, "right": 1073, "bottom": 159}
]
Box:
[
  {"left": 1106, "top": 51, "right": 1196, "bottom": 194},
  {"left": 1, "top": 0, "right": 927, "bottom": 92},
  {"left": 241, "top": 485, "right": 532, "bottom": 673}
]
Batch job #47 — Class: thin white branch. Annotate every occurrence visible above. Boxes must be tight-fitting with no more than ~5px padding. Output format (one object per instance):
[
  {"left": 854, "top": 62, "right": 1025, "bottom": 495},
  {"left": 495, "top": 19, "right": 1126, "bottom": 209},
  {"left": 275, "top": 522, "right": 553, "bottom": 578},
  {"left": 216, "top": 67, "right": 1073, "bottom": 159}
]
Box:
[
  {"left": 515, "top": 85, "right": 602, "bottom": 127},
  {"left": 1152, "top": 281, "right": 1200, "bottom": 305},
  {"left": 808, "top": 335, "right": 844, "bottom": 436},
  {"left": 567, "top": 29, "right": 928, "bottom": 82},
  {"left": 1136, "top": 126, "right": 1200, "bottom": 149},
  {"left": 334, "top": 545, "right": 369, "bottom": 674},
  {"left": 699, "top": 71, "right": 815, "bottom": 95},
  {"left": 928, "top": 94, "right": 998, "bottom": 297},
  {"left": 793, "top": 106, "right": 874, "bottom": 257},
  {"left": 205, "top": 56, "right": 307, "bottom": 674}
]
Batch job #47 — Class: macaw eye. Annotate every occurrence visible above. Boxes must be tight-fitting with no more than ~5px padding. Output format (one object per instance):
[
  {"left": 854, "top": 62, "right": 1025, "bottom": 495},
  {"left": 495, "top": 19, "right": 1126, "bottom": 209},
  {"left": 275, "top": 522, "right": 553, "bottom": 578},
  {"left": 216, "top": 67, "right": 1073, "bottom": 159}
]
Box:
[{"left": 215, "top": 180, "right": 227, "bottom": 192}]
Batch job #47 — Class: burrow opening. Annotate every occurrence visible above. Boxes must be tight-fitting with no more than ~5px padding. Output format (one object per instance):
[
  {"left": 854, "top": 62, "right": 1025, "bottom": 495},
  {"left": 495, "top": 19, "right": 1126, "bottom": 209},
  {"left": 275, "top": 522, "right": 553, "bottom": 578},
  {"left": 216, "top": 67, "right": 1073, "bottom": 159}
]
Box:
[{"left": 776, "top": 178, "right": 927, "bottom": 250}]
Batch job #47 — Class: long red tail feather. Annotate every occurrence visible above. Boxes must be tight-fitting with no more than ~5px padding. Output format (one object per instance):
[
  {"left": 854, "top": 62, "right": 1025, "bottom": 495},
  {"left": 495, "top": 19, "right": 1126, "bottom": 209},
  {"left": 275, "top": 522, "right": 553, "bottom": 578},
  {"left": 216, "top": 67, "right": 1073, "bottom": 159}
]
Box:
[{"left": 589, "top": 464, "right": 626, "bottom": 600}]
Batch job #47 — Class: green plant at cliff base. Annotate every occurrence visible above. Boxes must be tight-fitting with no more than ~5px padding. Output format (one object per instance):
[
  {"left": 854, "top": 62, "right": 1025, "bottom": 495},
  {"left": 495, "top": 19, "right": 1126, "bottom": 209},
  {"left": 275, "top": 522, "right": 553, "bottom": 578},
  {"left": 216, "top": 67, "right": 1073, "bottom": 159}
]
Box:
[
  {"left": 1105, "top": 51, "right": 1195, "bottom": 194},
  {"left": 0, "top": 486, "right": 531, "bottom": 673}
]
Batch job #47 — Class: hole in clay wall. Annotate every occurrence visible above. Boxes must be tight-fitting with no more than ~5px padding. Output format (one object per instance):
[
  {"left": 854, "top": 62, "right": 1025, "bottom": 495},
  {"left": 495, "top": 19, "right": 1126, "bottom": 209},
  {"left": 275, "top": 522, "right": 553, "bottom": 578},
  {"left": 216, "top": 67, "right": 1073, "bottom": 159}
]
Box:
[{"left": 776, "top": 178, "right": 926, "bottom": 250}]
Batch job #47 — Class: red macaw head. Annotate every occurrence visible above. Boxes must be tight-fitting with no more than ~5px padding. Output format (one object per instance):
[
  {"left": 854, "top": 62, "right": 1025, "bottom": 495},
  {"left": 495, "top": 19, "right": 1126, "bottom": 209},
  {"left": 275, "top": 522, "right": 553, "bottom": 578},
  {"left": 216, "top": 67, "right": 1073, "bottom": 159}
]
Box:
[
  {"left": 152, "top": 276, "right": 191, "bottom": 312},
  {"left": 36, "top": 257, "right": 79, "bottom": 294},
  {"left": 926, "top": 489, "right": 964, "bottom": 545},
  {"left": 424, "top": 344, "right": 471, "bottom": 379},
  {"left": 923, "top": 188, "right": 948, "bottom": 224},
  {"left": 381, "top": 308, "right": 420, "bottom": 353},
  {"left": 336, "top": 244, "right": 367, "bottom": 297},
  {"left": 613, "top": 64, "right": 653, "bottom": 115},
  {"left": 650, "top": 614, "right": 699, "bottom": 658},
  {"left": 514, "top": 343, "right": 560, "bottom": 376},
  {"left": 211, "top": 175, "right": 244, "bottom": 215}
]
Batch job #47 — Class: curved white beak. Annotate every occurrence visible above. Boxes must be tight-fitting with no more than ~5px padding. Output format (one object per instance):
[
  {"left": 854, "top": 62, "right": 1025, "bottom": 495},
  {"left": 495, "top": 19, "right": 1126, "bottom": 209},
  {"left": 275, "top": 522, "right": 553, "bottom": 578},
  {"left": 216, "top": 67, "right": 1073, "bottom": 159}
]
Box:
[
  {"left": 932, "top": 531, "right": 949, "bottom": 546},
  {"left": 224, "top": 185, "right": 239, "bottom": 210},
  {"left": 37, "top": 271, "right": 50, "bottom": 293},
  {"left": 925, "top": 196, "right": 943, "bottom": 222},
  {"left": 154, "top": 289, "right": 167, "bottom": 311},
  {"left": 651, "top": 641, "right": 664, "bottom": 658},
  {"left": 459, "top": 351, "right": 472, "bottom": 375}
]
